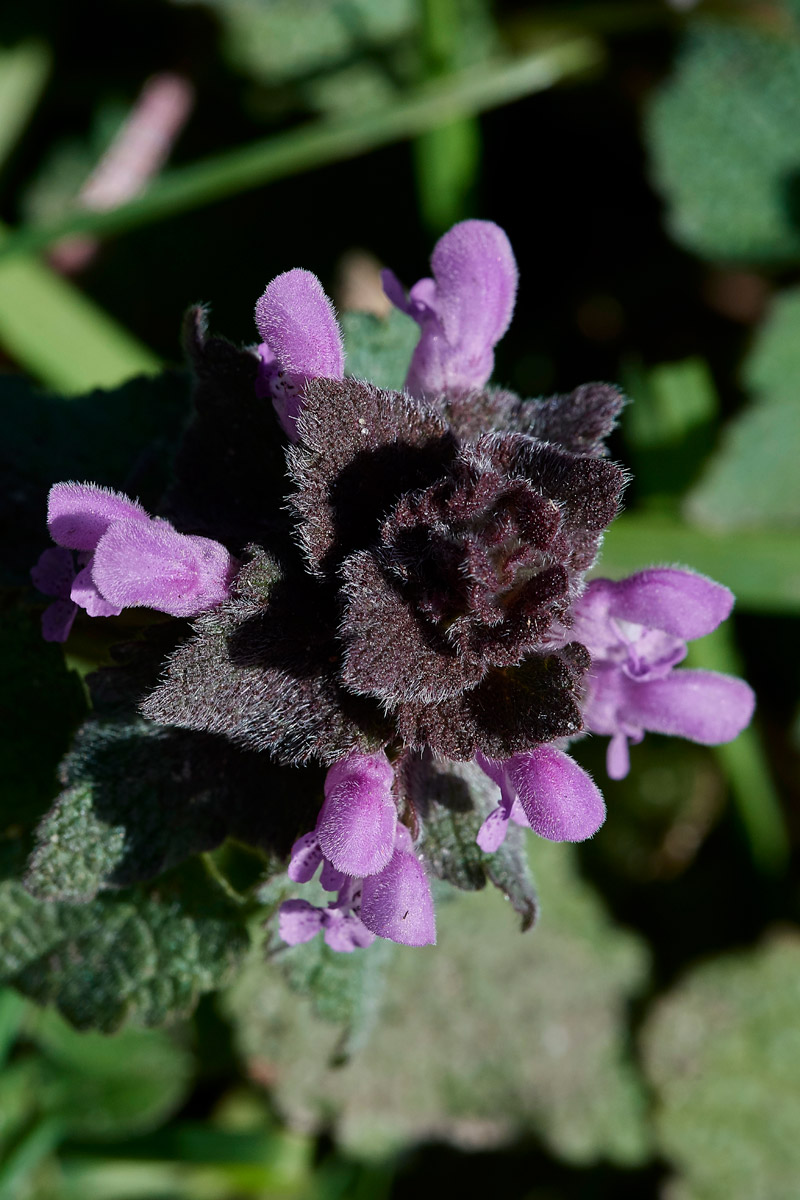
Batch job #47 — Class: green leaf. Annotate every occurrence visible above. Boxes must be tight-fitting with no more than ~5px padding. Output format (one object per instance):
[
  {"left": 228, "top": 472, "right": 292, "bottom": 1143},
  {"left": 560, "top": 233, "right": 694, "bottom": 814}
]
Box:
[
  {"left": 0, "top": 878, "right": 249, "bottom": 1032},
  {"left": 341, "top": 309, "right": 418, "bottom": 393},
  {"left": 648, "top": 20, "right": 800, "bottom": 264},
  {"left": 226, "top": 840, "right": 650, "bottom": 1164},
  {"left": 687, "top": 287, "right": 800, "bottom": 529},
  {"left": 0, "top": 41, "right": 51, "bottom": 175},
  {"left": 24, "top": 714, "right": 305, "bottom": 902},
  {"left": 0, "top": 221, "right": 161, "bottom": 393},
  {"left": 642, "top": 933, "right": 800, "bottom": 1200}
]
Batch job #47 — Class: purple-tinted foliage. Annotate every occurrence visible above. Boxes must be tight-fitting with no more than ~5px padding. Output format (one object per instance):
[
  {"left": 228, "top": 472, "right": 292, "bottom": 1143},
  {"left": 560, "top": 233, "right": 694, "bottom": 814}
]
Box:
[
  {"left": 383, "top": 219, "right": 517, "bottom": 398},
  {"left": 573, "top": 568, "right": 756, "bottom": 778},
  {"left": 254, "top": 268, "right": 344, "bottom": 439}
]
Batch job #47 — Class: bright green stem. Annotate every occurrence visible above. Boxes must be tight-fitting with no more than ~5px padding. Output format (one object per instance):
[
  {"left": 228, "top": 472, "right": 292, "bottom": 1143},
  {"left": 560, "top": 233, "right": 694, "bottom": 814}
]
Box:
[
  {"left": 0, "top": 40, "right": 51, "bottom": 175},
  {"left": 0, "top": 221, "right": 161, "bottom": 392},
  {"left": 687, "top": 625, "right": 790, "bottom": 876},
  {"left": 0, "top": 37, "right": 602, "bottom": 261}
]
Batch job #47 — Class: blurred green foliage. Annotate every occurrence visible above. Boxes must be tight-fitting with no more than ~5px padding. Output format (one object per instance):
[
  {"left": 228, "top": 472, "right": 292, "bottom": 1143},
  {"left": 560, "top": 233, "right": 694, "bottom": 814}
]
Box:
[{"left": 1, "top": 0, "right": 800, "bottom": 1197}]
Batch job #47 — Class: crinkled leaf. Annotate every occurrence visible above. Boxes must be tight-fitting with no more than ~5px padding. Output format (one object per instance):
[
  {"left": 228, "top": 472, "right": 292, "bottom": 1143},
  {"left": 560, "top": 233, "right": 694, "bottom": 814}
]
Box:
[
  {"left": 0, "top": 876, "right": 249, "bottom": 1032},
  {"left": 687, "top": 287, "right": 800, "bottom": 529},
  {"left": 24, "top": 714, "right": 312, "bottom": 902},
  {"left": 399, "top": 753, "right": 538, "bottom": 928},
  {"left": 342, "top": 309, "right": 419, "bottom": 392},
  {"left": 648, "top": 22, "right": 800, "bottom": 264},
  {"left": 642, "top": 933, "right": 800, "bottom": 1200},
  {"left": 226, "top": 840, "right": 650, "bottom": 1164}
]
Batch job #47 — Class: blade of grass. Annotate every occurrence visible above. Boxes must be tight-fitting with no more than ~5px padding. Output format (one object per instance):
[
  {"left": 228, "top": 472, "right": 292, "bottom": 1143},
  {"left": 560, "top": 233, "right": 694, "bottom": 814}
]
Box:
[
  {"left": 0, "top": 221, "right": 160, "bottom": 392},
  {"left": 598, "top": 513, "right": 800, "bottom": 614},
  {"left": 0, "top": 1117, "right": 63, "bottom": 1195},
  {"left": 687, "top": 623, "right": 790, "bottom": 875},
  {"left": 0, "top": 37, "right": 602, "bottom": 261},
  {"left": 0, "top": 40, "right": 51, "bottom": 175}
]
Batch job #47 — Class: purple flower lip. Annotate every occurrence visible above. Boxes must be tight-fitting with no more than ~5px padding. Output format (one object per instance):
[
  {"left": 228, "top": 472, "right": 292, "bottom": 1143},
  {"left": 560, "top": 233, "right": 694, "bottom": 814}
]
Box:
[
  {"left": 34, "top": 481, "right": 238, "bottom": 639},
  {"left": 383, "top": 219, "right": 518, "bottom": 398},
  {"left": 574, "top": 568, "right": 756, "bottom": 779}
]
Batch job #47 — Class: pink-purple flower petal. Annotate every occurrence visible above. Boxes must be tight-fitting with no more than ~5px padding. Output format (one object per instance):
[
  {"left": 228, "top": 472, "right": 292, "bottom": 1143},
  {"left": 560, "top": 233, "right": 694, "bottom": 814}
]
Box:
[
  {"left": 317, "top": 752, "right": 397, "bottom": 877},
  {"left": 278, "top": 898, "right": 324, "bottom": 946},
  {"left": 71, "top": 565, "right": 123, "bottom": 617},
  {"left": 505, "top": 745, "right": 607, "bottom": 843},
  {"left": 287, "top": 831, "right": 323, "bottom": 884},
  {"left": 616, "top": 668, "right": 756, "bottom": 746},
  {"left": 48, "top": 482, "right": 149, "bottom": 551},
  {"left": 591, "top": 569, "right": 734, "bottom": 641},
  {"left": 360, "top": 847, "right": 436, "bottom": 947},
  {"left": 255, "top": 268, "right": 344, "bottom": 385},
  {"left": 90, "top": 520, "right": 236, "bottom": 617},
  {"left": 41, "top": 599, "right": 78, "bottom": 643}
]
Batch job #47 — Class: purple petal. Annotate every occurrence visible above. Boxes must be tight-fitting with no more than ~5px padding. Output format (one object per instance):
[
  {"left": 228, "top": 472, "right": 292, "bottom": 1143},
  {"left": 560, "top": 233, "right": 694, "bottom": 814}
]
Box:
[
  {"left": 71, "top": 565, "right": 123, "bottom": 617},
  {"left": 360, "top": 848, "right": 436, "bottom": 947},
  {"left": 31, "top": 546, "right": 75, "bottom": 600},
  {"left": 380, "top": 268, "right": 415, "bottom": 317},
  {"left": 320, "top": 859, "right": 348, "bottom": 893},
  {"left": 90, "top": 520, "right": 236, "bottom": 617},
  {"left": 278, "top": 899, "right": 324, "bottom": 946},
  {"left": 287, "top": 831, "right": 323, "bottom": 883},
  {"left": 403, "top": 220, "right": 517, "bottom": 396},
  {"left": 41, "top": 599, "right": 78, "bottom": 643},
  {"left": 48, "top": 482, "right": 149, "bottom": 551},
  {"left": 254, "top": 269, "right": 344, "bottom": 384},
  {"left": 505, "top": 745, "right": 606, "bottom": 842},
  {"left": 317, "top": 752, "right": 396, "bottom": 877},
  {"left": 588, "top": 570, "right": 734, "bottom": 641},
  {"left": 322, "top": 910, "right": 376, "bottom": 952},
  {"left": 476, "top": 805, "right": 511, "bottom": 853},
  {"left": 617, "top": 669, "right": 756, "bottom": 745},
  {"left": 606, "top": 732, "right": 632, "bottom": 781}
]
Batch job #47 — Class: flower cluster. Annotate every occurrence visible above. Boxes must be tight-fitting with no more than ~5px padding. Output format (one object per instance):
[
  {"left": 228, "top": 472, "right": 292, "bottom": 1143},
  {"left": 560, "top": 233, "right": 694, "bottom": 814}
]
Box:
[{"left": 33, "top": 220, "right": 755, "bottom": 952}]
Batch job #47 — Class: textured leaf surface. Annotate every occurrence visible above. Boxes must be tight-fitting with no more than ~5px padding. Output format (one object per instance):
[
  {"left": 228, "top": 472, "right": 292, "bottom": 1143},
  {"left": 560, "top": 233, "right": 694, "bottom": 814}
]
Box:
[
  {"left": 227, "top": 841, "right": 650, "bottom": 1163},
  {"left": 642, "top": 934, "right": 800, "bottom": 1200},
  {"left": 0, "top": 878, "right": 248, "bottom": 1031},
  {"left": 648, "top": 22, "right": 800, "bottom": 264},
  {"left": 687, "top": 287, "right": 800, "bottom": 529},
  {"left": 342, "top": 309, "right": 418, "bottom": 392}
]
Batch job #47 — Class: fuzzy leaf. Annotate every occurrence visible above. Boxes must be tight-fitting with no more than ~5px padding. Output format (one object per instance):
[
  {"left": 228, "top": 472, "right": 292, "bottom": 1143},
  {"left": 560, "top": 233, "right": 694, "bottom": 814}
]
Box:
[
  {"left": 342, "top": 308, "right": 419, "bottom": 392},
  {"left": 642, "top": 933, "right": 800, "bottom": 1200},
  {"left": 227, "top": 840, "right": 650, "bottom": 1163},
  {"left": 24, "top": 713, "right": 311, "bottom": 902},
  {"left": 648, "top": 22, "right": 800, "bottom": 264},
  {"left": 0, "top": 875, "right": 249, "bottom": 1032}
]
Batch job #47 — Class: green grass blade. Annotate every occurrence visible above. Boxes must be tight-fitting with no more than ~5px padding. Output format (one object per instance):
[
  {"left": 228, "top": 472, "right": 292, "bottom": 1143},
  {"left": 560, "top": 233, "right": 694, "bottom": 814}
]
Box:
[
  {"left": 0, "top": 1117, "right": 63, "bottom": 1194},
  {"left": 0, "top": 40, "right": 51, "bottom": 175},
  {"left": 0, "top": 222, "right": 160, "bottom": 392},
  {"left": 598, "top": 513, "right": 800, "bottom": 613},
  {"left": 0, "top": 37, "right": 602, "bottom": 261},
  {"left": 687, "top": 624, "right": 790, "bottom": 875}
]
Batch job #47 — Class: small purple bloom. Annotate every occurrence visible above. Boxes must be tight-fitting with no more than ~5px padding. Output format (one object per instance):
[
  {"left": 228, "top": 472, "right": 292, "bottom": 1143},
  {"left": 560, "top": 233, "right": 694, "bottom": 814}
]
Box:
[
  {"left": 359, "top": 825, "right": 436, "bottom": 948},
  {"left": 254, "top": 268, "right": 345, "bottom": 439},
  {"left": 476, "top": 746, "right": 606, "bottom": 849},
  {"left": 278, "top": 877, "right": 376, "bottom": 953},
  {"left": 30, "top": 546, "right": 80, "bottom": 642},
  {"left": 573, "top": 568, "right": 756, "bottom": 779},
  {"left": 317, "top": 752, "right": 397, "bottom": 877},
  {"left": 42, "top": 481, "right": 238, "bottom": 632},
  {"left": 382, "top": 219, "right": 518, "bottom": 398}
]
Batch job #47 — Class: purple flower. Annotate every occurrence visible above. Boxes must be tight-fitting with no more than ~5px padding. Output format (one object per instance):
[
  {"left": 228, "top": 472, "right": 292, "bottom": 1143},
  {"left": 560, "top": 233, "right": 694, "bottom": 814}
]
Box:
[
  {"left": 30, "top": 546, "right": 81, "bottom": 642},
  {"left": 38, "top": 481, "right": 238, "bottom": 638},
  {"left": 573, "top": 568, "right": 756, "bottom": 779},
  {"left": 476, "top": 745, "right": 606, "bottom": 851},
  {"left": 382, "top": 219, "right": 518, "bottom": 398},
  {"left": 279, "top": 753, "right": 436, "bottom": 950},
  {"left": 254, "top": 268, "right": 345, "bottom": 439}
]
